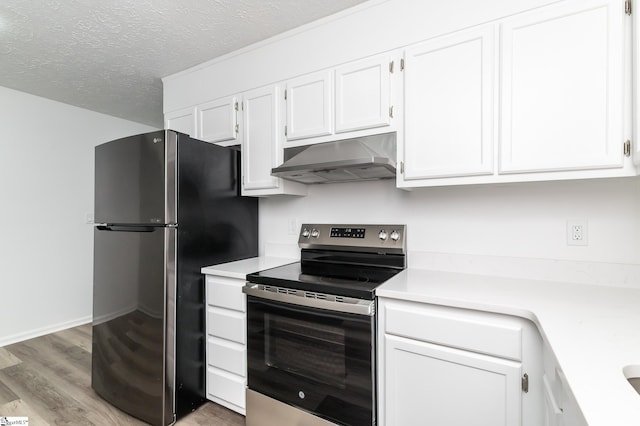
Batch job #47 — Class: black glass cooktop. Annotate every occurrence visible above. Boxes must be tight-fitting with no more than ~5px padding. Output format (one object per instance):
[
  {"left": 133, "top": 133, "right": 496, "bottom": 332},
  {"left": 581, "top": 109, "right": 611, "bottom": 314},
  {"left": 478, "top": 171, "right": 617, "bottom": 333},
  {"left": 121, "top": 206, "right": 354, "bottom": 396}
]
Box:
[{"left": 246, "top": 261, "right": 401, "bottom": 300}]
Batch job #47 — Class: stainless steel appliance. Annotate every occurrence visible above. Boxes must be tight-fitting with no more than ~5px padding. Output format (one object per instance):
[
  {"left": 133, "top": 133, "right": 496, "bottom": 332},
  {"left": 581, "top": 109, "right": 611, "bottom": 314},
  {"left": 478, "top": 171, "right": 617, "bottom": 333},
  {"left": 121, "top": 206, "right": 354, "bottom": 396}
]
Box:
[
  {"left": 91, "top": 130, "right": 258, "bottom": 425},
  {"left": 270, "top": 133, "right": 397, "bottom": 184},
  {"left": 243, "top": 224, "right": 406, "bottom": 426}
]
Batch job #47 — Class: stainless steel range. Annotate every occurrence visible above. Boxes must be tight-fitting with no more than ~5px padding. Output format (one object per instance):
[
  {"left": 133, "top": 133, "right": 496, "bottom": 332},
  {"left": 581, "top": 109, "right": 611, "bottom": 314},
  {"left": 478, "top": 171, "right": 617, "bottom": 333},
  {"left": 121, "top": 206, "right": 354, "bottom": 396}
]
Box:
[{"left": 243, "top": 224, "right": 407, "bottom": 426}]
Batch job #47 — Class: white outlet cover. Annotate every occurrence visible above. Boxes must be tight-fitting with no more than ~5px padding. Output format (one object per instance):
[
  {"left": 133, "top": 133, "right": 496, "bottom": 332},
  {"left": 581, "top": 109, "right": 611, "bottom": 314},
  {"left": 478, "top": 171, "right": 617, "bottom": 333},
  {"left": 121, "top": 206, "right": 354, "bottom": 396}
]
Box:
[
  {"left": 567, "top": 219, "right": 588, "bottom": 246},
  {"left": 287, "top": 218, "right": 299, "bottom": 235}
]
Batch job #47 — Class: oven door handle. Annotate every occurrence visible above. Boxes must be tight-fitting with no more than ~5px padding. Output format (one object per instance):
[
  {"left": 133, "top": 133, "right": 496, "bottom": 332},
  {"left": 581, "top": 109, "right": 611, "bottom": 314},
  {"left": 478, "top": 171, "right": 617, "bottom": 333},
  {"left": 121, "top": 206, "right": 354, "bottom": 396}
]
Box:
[{"left": 242, "top": 283, "right": 375, "bottom": 316}]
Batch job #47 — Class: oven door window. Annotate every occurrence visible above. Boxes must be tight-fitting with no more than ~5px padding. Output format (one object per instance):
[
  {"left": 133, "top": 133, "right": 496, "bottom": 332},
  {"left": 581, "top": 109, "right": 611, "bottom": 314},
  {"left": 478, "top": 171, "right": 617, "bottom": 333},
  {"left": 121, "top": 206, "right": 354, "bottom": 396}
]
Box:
[
  {"left": 266, "top": 314, "right": 347, "bottom": 387},
  {"left": 247, "top": 296, "right": 374, "bottom": 426}
]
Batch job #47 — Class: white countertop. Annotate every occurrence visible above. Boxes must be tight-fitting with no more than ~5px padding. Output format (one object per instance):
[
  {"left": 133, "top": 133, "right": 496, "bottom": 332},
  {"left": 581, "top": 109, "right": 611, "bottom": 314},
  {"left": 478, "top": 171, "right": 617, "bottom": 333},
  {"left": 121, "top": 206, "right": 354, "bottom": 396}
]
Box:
[
  {"left": 377, "top": 268, "right": 640, "bottom": 426},
  {"left": 201, "top": 256, "right": 296, "bottom": 280}
]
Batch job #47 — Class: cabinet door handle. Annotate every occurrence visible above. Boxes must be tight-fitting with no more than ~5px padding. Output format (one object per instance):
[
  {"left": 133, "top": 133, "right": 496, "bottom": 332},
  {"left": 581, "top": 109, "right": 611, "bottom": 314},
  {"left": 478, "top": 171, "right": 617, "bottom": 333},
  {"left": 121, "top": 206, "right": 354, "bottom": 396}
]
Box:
[{"left": 543, "top": 374, "right": 563, "bottom": 415}]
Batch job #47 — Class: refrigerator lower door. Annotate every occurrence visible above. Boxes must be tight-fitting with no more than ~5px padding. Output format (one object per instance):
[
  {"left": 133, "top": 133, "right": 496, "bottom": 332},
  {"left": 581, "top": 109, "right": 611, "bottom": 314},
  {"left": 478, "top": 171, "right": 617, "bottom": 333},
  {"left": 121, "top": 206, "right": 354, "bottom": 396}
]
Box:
[{"left": 92, "top": 225, "right": 176, "bottom": 426}]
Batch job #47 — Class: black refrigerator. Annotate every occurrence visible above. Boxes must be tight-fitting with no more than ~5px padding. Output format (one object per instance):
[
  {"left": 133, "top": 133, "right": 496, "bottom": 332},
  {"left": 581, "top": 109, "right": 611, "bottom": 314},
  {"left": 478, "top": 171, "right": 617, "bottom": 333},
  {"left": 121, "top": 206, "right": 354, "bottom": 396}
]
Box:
[{"left": 91, "top": 130, "right": 258, "bottom": 425}]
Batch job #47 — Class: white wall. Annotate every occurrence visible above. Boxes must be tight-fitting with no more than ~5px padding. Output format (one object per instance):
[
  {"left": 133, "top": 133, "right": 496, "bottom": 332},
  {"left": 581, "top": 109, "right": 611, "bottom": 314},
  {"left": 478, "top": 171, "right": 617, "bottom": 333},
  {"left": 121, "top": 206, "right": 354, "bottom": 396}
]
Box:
[
  {"left": 259, "top": 176, "right": 640, "bottom": 285},
  {"left": 0, "top": 86, "right": 156, "bottom": 346}
]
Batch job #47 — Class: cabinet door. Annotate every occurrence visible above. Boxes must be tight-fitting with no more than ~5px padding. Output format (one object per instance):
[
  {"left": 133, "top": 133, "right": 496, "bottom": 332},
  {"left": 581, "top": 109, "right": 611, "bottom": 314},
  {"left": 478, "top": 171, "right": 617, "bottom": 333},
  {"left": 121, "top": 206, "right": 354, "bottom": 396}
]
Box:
[
  {"left": 384, "top": 334, "right": 522, "bottom": 426},
  {"left": 165, "top": 107, "right": 196, "bottom": 137},
  {"left": 500, "top": 0, "right": 624, "bottom": 173},
  {"left": 242, "top": 85, "right": 281, "bottom": 190},
  {"left": 285, "top": 70, "right": 333, "bottom": 140},
  {"left": 634, "top": 3, "right": 640, "bottom": 165},
  {"left": 402, "top": 25, "right": 495, "bottom": 180},
  {"left": 335, "top": 55, "right": 392, "bottom": 133},
  {"left": 197, "top": 96, "right": 239, "bottom": 144}
]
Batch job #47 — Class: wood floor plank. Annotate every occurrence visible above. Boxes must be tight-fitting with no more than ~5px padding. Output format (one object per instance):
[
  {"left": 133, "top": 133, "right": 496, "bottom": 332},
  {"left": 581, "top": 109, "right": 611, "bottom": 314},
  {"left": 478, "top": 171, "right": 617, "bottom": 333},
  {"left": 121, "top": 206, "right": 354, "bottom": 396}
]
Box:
[
  {"left": 5, "top": 335, "right": 148, "bottom": 425},
  {"left": 0, "top": 347, "right": 21, "bottom": 369},
  {"left": 6, "top": 334, "right": 91, "bottom": 393},
  {"left": 0, "top": 399, "right": 51, "bottom": 426},
  {"left": 0, "top": 378, "right": 19, "bottom": 404},
  {"left": 54, "top": 324, "right": 92, "bottom": 352},
  {"left": 0, "top": 363, "right": 94, "bottom": 425},
  {"left": 178, "top": 402, "right": 245, "bottom": 426},
  {"left": 0, "top": 324, "right": 245, "bottom": 426}
]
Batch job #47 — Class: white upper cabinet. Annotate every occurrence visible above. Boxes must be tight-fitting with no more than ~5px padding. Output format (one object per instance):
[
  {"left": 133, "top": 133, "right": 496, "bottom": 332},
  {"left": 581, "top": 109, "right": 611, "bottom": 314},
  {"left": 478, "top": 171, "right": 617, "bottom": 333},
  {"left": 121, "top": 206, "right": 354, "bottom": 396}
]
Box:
[
  {"left": 285, "top": 70, "right": 333, "bottom": 141},
  {"left": 284, "top": 54, "right": 398, "bottom": 147},
  {"left": 241, "top": 84, "right": 306, "bottom": 197},
  {"left": 401, "top": 25, "right": 496, "bottom": 181},
  {"left": 399, "top": 0, "right": 633, "bottom": 188},
  {"left": 164, "top": 0, "right": 635, "bottom": 190},
  {"left": 499, "top": 0, "right": 624, "bottom": 173},
  {"left": 335, "top": 54, "right": 393, "bottom": 133},
  {"left": 242, "top": 85, "right": 280, "bottom": 191},
  {"left": 196, "top": 95, "right": 239, "bottom": 145},
  {"left": 635, "top": 0, "right": 640, "bottom": 165},
  {"left": 164, "top": 106, "right": 196, "bottom": 137}
]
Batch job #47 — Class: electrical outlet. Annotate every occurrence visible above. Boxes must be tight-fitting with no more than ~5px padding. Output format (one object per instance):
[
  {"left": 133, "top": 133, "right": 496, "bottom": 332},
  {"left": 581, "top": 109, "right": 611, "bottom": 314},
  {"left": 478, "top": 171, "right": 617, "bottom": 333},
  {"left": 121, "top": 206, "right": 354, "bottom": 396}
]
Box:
[
  {"left": 287, "top": 218, "right": 298, "bottom": 235},
  {"left": 567, "top": 219, "right": 588, "bottom": 246}
]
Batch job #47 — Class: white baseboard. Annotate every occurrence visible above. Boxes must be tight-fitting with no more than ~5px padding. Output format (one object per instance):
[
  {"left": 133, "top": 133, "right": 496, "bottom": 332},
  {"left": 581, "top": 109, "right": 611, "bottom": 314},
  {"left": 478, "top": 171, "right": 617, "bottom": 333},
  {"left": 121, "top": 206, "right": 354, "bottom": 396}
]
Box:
[{"left": 0, "top": 315, "right": 93, "bottom": 348}]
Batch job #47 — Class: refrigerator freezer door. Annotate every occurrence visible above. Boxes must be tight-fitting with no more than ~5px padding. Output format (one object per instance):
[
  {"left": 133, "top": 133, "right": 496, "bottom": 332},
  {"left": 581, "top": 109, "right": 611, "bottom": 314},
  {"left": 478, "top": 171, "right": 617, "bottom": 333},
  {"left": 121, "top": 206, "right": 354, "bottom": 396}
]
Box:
[
  {"left": 92, "top": 225, "right": 176, "bottom": 426},
  {"left": 94, "top": 130, "right": 177, "bottom": 225}
]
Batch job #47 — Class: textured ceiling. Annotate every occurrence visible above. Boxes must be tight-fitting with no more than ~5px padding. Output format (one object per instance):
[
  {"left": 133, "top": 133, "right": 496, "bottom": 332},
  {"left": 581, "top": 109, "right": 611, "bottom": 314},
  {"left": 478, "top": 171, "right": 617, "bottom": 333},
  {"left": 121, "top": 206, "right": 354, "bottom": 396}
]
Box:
[{"left": 0, "top": 0, "right": 369, "bottom": 127}]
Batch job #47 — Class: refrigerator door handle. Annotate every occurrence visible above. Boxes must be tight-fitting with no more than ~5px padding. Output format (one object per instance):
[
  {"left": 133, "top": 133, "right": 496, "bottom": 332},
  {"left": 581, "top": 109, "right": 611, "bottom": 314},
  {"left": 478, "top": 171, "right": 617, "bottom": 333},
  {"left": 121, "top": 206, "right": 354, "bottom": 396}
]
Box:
[
  {"left": 164, "top": 226, "right": 177, "bottom": 424},
  {"left": 96, "top": 225, "right": 157, "bottom": 232}
]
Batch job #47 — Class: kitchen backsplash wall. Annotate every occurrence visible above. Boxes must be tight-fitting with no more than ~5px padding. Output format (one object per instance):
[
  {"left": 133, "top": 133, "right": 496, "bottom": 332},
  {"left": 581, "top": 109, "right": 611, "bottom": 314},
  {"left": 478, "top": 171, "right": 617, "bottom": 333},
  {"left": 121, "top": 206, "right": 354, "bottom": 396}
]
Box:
[{"left": 259, "top": 177, "right": 640, "bottom": 285}]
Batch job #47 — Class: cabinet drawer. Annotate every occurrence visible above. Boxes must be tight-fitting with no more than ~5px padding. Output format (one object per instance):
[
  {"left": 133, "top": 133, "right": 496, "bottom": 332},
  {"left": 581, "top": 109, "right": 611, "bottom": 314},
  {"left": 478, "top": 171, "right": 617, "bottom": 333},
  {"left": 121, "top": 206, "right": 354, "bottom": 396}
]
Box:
[
  {"left": 206, "top": 366, "right": 246, "bottom": 409},
  {"left": 207, "top": 336, "right": 246, "bottom": 377},
  {"left": 383, "top": 301, "right": 523, "bottom": 360},
  {"left": 207, "top": 307, "right": 245, "bottom": 344},
  {"left": 206, "top": 275, "right": 246, "bottom": 312}
]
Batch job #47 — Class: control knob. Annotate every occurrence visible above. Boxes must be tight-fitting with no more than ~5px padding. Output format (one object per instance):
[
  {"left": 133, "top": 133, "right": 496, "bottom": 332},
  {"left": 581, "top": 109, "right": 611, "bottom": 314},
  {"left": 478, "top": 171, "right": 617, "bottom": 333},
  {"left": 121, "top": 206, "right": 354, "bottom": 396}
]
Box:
[
  {"left": 301, "top": 228, "right": 310, "bottom": 238},
  {"left": 378, "top": 230, "right": 388, "bottom": 241},
  {"left": 311, "top": 229, "right": 320, "bottom": 238},
  {"left": 390, "top": 230, "right": 400, "bottom": 241}
]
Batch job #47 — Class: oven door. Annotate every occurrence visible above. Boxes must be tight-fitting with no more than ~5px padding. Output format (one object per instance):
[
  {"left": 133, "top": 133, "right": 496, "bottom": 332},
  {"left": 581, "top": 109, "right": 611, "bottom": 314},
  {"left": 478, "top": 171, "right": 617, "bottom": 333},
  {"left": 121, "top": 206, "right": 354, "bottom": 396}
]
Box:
[{"left": 244, "top": 287, "right": 375, "bottom": 426}]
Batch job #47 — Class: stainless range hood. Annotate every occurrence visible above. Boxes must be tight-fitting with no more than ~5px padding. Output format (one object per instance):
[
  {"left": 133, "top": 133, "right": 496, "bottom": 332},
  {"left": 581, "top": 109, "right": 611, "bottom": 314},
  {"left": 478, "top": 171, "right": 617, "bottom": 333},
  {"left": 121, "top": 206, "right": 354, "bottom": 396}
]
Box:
[{"left": 271, "top": 132, "right": 396, "bottom": 184}]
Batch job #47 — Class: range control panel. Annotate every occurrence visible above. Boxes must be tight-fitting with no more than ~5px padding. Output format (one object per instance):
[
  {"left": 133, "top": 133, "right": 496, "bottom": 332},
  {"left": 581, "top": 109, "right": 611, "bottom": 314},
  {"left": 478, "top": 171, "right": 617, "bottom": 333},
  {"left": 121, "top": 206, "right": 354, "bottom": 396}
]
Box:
[
  {"left": 298, "top": 224, "right": 406, "bottom": 254},
  {"left": 330, "top": 227, "right": 366, "bottom": 238}
]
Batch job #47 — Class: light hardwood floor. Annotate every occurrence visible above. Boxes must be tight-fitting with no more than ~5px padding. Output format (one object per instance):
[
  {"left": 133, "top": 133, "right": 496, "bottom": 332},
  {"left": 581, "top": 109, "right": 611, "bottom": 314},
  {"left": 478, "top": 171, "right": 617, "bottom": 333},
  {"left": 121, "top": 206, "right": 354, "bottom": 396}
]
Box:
[{"left": 0, "top": 324, "right": 244, "bottom": 426}]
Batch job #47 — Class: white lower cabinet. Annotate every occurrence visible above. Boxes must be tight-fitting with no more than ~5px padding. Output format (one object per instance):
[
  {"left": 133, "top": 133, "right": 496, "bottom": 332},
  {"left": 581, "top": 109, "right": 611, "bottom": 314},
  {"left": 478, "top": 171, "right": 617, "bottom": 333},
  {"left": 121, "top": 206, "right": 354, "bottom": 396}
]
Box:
[
  {"left": 385, "top": 335, "right": 521, "bottom": 425},
  {"left": 378, "top": 299, "right": 543, "bottom": 426},
  {"left": 542, "top": 342, "right": 588, "bottom": 426},
  {"left": 206, "top": 367, "right": 246, "bottom": 410},
  {"left": 204, "top": 274, "right": 247, "bottom": 414}
]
